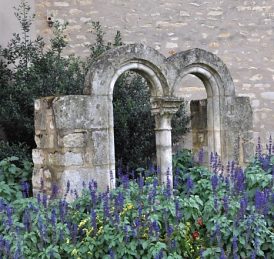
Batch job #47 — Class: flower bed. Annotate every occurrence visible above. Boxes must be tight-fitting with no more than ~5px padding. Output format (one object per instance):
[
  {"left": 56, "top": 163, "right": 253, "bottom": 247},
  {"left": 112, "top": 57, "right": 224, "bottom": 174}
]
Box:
[{"left": 0, "top": 148, "right": 273, "bottom": 258}]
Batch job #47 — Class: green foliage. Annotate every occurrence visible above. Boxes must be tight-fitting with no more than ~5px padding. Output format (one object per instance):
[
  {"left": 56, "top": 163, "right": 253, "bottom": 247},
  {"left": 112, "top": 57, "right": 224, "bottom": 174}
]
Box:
[
  {"left": 0, "top": 141, "right": 31, "bottom": 164},
  {"left": 0, "top": 156, "right": 32, "bottom": 201},
  {"left": 0, "top": 1, "right": 86, "bottom": 146},
  {"left": 113, "top": 73, "right": 156, "bottom": 169},
  {"left": 0, "top": 152, "right": 273, "bottom": 258}
]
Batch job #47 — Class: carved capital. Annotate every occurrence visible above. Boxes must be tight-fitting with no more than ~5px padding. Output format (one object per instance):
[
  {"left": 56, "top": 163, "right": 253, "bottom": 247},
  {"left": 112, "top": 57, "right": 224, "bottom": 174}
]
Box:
[{"left": 151, "top": 96, "right": 183, "bottom": 116}]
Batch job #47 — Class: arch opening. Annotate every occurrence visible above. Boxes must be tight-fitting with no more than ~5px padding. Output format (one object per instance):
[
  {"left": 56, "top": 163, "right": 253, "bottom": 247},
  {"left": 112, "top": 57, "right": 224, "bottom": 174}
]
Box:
[
  {"left": 173, "top": 65, "right": 223, "bottom": 162},
  {"left": 113, "top": 70, "right": 156, "bottom": 173}
]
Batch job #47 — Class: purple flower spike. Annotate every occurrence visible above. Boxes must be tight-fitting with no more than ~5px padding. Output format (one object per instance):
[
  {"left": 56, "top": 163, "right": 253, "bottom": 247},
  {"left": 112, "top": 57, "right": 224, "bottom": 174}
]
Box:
[
  {"left": 234, "top": 168, "right": 245, "bottom": 194},
  {"left": 233, "top": 235, "right": 239, "bottom": 259},
  {"left": 211, "top": 174, "right": 219, "bottom": 193},
  {"left": 223, "top": 195, "right": 229, "bottom": 214},
  {"left": 198, "top": 148, "right": 204, "bottom": 164},
  {"left": 50, "top": 183, "right": 58, "bottom": 199},
  {"left": 255, "top": 137, "right": 262, "bottom": 159},
  {"left": 186, "top": 176, "right": 194, "bottom": 194},
  {"left": 155, "top": 249, "right": 163, "bottom": 259},
  {"left": 220, "top": 249, "right": 226, "bottom": 259},
  {"left": 66, "top": 180, "right": 70, "bottom": 195},
  {"left": 152, "top": 221, "right": 160, "bottom": 238},
  {"left": 268, "top": 135, "right": 272, "bottom": 156},
  {"left": 51, "top": 209, "right": 57, "bottom": 227},
  {"left": 255, "top": 190, "right": 268, "bottom": 214},
  {"left": 251, "top": 250, "right": 256, "bottom": 259},
  {"left": 23, "top": 209, "right": 31, "bottom": 232},
  {"left": 6, "top": 206, "right": 13, "bottom": 227},
  {"left": 42, "top": 194, "right": 47, "bottom": 208},
  {"left": 239, "top": 195, "right": 248, "bottom": 218},
  {"left": 109, "top": 248, "right": 115, "bottom": 259}
]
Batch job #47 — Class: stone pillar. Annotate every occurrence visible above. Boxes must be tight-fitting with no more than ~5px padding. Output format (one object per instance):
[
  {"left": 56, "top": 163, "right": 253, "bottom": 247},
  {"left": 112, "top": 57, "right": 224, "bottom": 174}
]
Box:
[{"left": 151, "top": 97, "right": 183, "bottom": 186}]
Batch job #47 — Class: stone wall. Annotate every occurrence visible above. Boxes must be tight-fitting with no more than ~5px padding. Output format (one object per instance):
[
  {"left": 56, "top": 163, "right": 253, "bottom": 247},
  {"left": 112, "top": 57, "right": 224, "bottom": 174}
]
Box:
[
  {"left": 32, "top": 96, "right": 115, "bottom": 197},
  {"left": 32, "top": 44, "right": 254, "bottom": 195},
  {"left": 33, "top": 0, "right": 274, "bottom": 144}
]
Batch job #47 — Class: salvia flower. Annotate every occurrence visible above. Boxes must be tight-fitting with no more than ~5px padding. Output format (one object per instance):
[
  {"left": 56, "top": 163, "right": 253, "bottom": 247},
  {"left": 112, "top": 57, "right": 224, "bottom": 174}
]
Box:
[
  {"left": 50, "top": 183, "right": 58, "bottom": 199},
  {"left": 123, "top": 225, "right": 129, "bottom": 243},
  {"left": 90, "top": 209, "right": 97, "bottom": 233},
  {"left": 42, "top": 194, "right": 47, "bottom": 208},
  {"left": 255, "top": 137, "right": 262, "bottom": 159},
  {"left": 186, "top": 176, "right": 194, "bottom": 194},
  {"left": 251, "top": 250, "right": 256, "bottom": 259},
  {"left": 223, "top": 195, "right": 229, "bottom": 214},
  {"left": 167, "top": 224, "right": 174, "bottom": 238},
  {"left": 164, "top": 173, "right": 172, "bottom": 198},
  {"left": 234, "top": 168, "right": 245, "bottom": 194},
  {"left": 103, "top": 194, "right": 110, "bottom": 220},
  {"left": 38, "top": 215, "right": 45, "bottom": 242},
  {"left": 66, "top": 180, "right": 70, "bottom": 196},
  {"left": 138, "top": 176, "right": 144, "bottom": 190},
  {"left": 109, "top": 248, "right": 115, "bottom": 259},
  {"left": 22, "top": 209, "right": 31, "bottom": 232},
  {"left": 152, "top": 221, "right": 160, "bottom": 238},
  {"left": 239, "top": 194, "right": 248, "bottom": 218},
  {"left": 255, "top": 189, "right": 267, "bottom": 214},
  {"left": 51, "top": 208, "right": 57, "bottom": 227},
  {"left": 232, "top": 235, "right": 239, "bottom": 259},
  {"left": 59, "top": 199, "right": 67, "bottom": 223},
  {"left": 6, "top": 206, "right": 13, "bottom": 227},
  {"left": 268, "top": 135, "right": 272, "bottom": 156},
  {"left": 37, "top": 193, "right": 41, "bottom": 204},
  {"left": 220, "top": 249, "right": 226, "bottom": 259},
  {"left": 211, "top": 174, "right": 219, "bottom": 193},
  {"left": 155, "top": 249, "right": 163, "bottom": 259},
  {"left": 198, "top": 148, "right": 204, "bottom": 164},
  {"left": 22, "top": 181, "right": 30, "bottom": 198}
]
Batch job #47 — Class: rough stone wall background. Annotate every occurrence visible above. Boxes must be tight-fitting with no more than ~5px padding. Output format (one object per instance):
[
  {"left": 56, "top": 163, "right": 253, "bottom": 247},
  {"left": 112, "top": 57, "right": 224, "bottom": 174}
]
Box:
[{"left": 33, "top": 0, "right": 274, "bottom": 144}]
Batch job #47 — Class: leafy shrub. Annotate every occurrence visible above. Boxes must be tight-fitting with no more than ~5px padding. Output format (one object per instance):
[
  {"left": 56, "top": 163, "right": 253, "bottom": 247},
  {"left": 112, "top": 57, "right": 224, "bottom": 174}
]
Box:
[
  {"left": 0, "top": 146, "right": 273, "bottom": 258},
  {"left": 0, "top": 1, "right": 86, "bottom": 147},
  {"left": 0, "top": 156, "right": 32, "bottom": 202},
  {"left": 0, "top": 141, "right": 31, "bottom": 164}
]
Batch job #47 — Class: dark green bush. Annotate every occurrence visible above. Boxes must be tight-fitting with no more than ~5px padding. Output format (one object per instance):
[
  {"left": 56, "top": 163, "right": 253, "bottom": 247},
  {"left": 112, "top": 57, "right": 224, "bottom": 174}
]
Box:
[
  {"left": 0, "top": 141, "right": 31, "bottom": 164},
  {"left": 0, "top": 1, "right": 86, "bottom": 147}
]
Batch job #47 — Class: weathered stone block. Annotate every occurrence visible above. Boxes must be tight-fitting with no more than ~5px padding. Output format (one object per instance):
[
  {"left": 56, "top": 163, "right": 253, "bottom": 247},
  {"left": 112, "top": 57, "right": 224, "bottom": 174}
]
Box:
[
  {"left": 48, "top": 152, "right": 63, "bottom": 166},
  {"left": 64, "top": 152, "right": 84, "bottom": 166},
  {"left": 53, "top": 95, "right": 109, "bottom": 129},
  {"left": 32, "top": 149, "right": 45, "bottom": 165},
  {"left": 48, "top": 152, "right": 84, "bottom": 166},
  {"left": 91, "top": 130, "right": 109, "bottom": 165},
  {"left": 63, "top": 132, "right": 86, "bottom": 147}
]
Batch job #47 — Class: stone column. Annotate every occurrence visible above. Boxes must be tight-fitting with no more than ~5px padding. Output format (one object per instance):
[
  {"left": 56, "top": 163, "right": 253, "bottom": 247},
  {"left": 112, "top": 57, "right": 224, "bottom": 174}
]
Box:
[{"left": 151, "top": 97, "right": 183, "bottom": 186}]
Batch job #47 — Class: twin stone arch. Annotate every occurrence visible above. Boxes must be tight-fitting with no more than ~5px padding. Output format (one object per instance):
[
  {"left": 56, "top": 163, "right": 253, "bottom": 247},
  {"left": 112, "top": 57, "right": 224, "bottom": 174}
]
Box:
[{"left": 83, "top": 43, "right": 238, "bottom": 188}]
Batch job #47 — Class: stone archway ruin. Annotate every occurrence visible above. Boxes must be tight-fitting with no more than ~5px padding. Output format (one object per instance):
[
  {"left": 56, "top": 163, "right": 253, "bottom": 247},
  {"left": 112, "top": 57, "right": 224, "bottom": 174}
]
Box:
[{"left": 32, "top": 44, "right": 253, "bottom": 196}]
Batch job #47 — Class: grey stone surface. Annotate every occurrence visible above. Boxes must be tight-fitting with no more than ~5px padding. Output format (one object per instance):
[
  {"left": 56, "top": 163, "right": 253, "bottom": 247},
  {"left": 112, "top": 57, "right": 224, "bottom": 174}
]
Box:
[
  {"left": 32, "top": 44, "right": 253, "bottom": 197},
  {"left": 63, "top": 133, "right": 86, "bottom": 148},
  {"left": 53, "top": 95, "right": 109, "bottom": 130}
]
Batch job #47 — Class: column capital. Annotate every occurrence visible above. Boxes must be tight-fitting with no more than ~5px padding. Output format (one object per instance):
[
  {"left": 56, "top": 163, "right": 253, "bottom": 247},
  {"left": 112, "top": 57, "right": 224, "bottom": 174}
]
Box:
[{"left": 151, "top": 96, "right": 183, "bottom": 116}]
